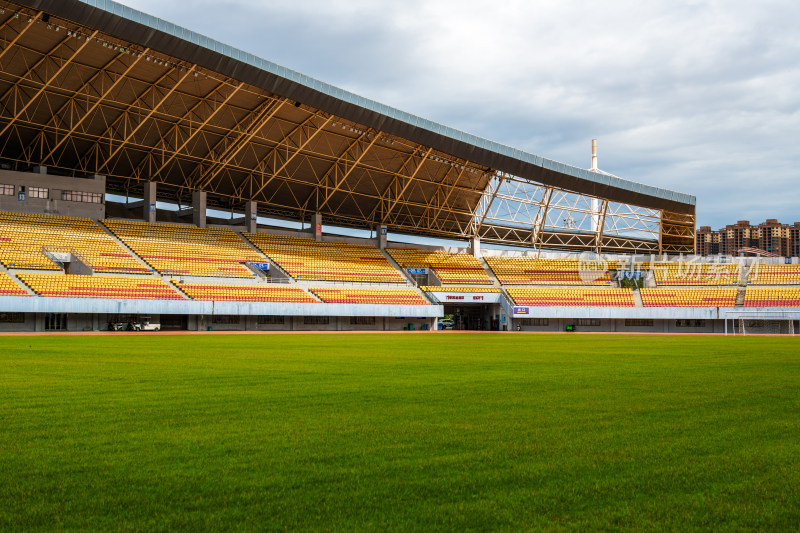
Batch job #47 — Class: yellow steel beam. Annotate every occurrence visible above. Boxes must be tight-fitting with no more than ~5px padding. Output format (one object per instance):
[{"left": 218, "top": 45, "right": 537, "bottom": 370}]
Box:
[
  {"left": 0, "top": 11, "right": 41, "bottom": 64},
  {"left": 248, "top": 115, "right": 334, "bottom": 199},
  {"left": 96, "top": 66, "right": 194, "bottom": 173},
  {"left": 148, "top": 81, "right": 245, "bottom": 183},
  {"left": 41, "top": 48, "right": 149, "bottom": 163},
  {"left": 380, "top": 147, "right": 434, "bottom": 224},
  {"left": 0, "top": 29, "right": 97, "bottom": 139},
  {"left": 316, "top": 132, "right": 381, "bottom": 212},
  {"left": 193, "top": 97, "right": 286, "bottom": 190}
]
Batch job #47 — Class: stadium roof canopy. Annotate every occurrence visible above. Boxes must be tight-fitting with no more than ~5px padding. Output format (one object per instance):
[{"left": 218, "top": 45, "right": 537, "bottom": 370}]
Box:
[{"left": 0, "top": 0, "right": 696, "bottom": 253}]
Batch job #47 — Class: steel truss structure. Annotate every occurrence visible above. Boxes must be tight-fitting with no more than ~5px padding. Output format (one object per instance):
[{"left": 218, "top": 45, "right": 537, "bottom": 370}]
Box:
[{"left": 0, "top": 0, "right": 695, "bottom": 253}]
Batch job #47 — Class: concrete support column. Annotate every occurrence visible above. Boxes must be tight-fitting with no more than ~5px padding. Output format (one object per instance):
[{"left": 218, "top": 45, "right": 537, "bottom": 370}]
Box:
[
  {"left": 32, "top": 165, "right": 47, "bottom": 174},
  {"left": 91, "top": 175, "right": 107, "bottom": 218},
  {"left": 377, "top": 224, "right": 388, "bottom": 250},
  {"left": 245, "top": 200, "right": 258, "bottom": 233},
  {"left": 311, "top": 212, "right": 322, "bottom": 241},
  {"left": 470, "top": 236, "right": 481, "bottom": 258},
  {"left": 192, "top": 190, "right": 207, "bottom": 228},
  {"left": 143, "top": 181, "right": 157, "bottom": 223}
]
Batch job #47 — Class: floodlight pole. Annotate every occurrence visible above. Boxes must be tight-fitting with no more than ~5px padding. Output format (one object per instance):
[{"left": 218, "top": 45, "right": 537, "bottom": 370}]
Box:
[{"left": 590, "top": 139, "right": 601, "bottom": 235}]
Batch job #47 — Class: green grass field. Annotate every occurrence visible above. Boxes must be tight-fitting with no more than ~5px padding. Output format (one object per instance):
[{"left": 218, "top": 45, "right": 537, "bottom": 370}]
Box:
[{"left": 1, "top": 333, "right": 798, "bottom": 531}]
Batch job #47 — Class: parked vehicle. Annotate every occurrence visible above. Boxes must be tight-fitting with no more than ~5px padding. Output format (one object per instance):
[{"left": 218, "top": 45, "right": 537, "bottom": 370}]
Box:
[
  {"left": 439, "top": 318, "right": 455, "bottom": 330},
  {"left": 132, "top": 318, "right": 160, "bottom": 332}
]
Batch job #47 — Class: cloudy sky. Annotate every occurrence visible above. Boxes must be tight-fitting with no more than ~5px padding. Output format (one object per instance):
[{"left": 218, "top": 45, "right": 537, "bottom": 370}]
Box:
[{"left": 121, "top": 0, "right": 800, "bottom": 229}]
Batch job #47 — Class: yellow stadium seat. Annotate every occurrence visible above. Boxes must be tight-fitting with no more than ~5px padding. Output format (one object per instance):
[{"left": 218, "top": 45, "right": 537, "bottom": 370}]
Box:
[
  {"left": 174, "top": 280, "right": 317, "bottom": 303},
  {"left": 507, "top": 287, "right": 634, "bottom": 306},
  {"left": 743, "top": 287, "right": 800, "bottom": 307},
  {"left": 386, "top": 247, "right": 492, "bottom": 284},
  {"left": 19, "top": 273, "right": 185, "bottom": 300},
  {"left": 102, "top": 219, "right": 261, "bottom": 278},
  {"left": 747, "top": 264, "right": 800, "bottom": 285},
  {"left": 243, "top": 232, "right": 406, "bottom": 283},
  {"left": 640, "top": 288, "right": 737, "bottom": 307},
  {"left": 0, "top": 272, "right": 29, "bottom": 296},
  {"left": 0, "top": 210, "right": 147, "bottom": 273},
  {"left": 310, "top": 287, "right": 429, "bottom": 305},
  {"left": 485, "top": 257, "right": 612, "bottom": 285}
]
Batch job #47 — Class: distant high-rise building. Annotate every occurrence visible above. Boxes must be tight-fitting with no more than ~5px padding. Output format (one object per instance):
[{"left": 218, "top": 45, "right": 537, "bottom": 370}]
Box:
[
  {"left": 695, "top": 218, "right": 800, "bottom": 257},
  {"left": 696, "top": 226, "right": 719, "bottom": 256},
  {"left": 791, "top": 223, "right": 800, "bottom": 258},
  {"left": 696, "top": 219, "right": 800, "bottom": 257}
]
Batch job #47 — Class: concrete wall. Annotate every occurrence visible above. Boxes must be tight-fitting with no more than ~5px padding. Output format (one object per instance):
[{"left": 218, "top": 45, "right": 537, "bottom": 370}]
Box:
[
  {"left": 511, "top": 306, "right": 727, "bottom": 320},
  {"left": 0, "top": 312, "right": 35, "bottom": 332},
  {"left": 196, "top": 316, "right": 434, "bottom": 332},
  {"left": 0, "top": 169, "right": 105, "bottom": 219},
  {"left": 0, "top": 311, "right": 786, "bottom": 334},
  {"left": 67, "top": 314, "right": 95, "bottom": 332},
  {"left": 514, "top": 317, "right": 728, "bottom": 333},
  {"left": 426, "top": 292, "right": 503, "bottom": 304},
  {"left": 0, "top": 296, "right": 443, "bottom": 318}
]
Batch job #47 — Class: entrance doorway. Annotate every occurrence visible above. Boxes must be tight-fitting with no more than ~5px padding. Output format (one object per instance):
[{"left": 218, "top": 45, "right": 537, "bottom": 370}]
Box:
[
  {"left": 161, "top": 315, "right": 188, "bottom": 331},
  {"left": 443, "top": 304, "right": 493, "bottom": 330}
]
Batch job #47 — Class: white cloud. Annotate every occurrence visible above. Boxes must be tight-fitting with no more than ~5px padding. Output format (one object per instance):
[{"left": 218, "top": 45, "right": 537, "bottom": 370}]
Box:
[{"left": 120, "top": 0, "right": 800, "bottom": 227}]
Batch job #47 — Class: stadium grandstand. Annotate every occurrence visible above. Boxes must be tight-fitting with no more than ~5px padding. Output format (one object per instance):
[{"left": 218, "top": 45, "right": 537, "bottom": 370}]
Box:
[{"left": 0, "top": 0, "right": 797, "bottom": 334}]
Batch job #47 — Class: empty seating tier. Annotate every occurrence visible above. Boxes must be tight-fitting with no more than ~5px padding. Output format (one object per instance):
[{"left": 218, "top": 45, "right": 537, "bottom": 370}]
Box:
[
  {"left": 421, "top": 286, "right": 501, "bottom": 293},
  {"left": 310, "top": 287, "right": 429, "bottom": 305},
  {"left": 743, "top": 287, "right": 800, "bottom": 307},
  {"left": 0, "top": 211, "right": 147, "bottom": 273},
  {"left": 485, "top": 257, "right": 612, "bottom": 285},
  {"left": 651, "top": 262, "right": 739, "bottom": 285},
  {"left": 174, "top": 281, "right": 317, "bottom": 303},
  {"left": 507, "top": 287, "right": 634, "bottom": 306},
  {"left": 0, "top": 272, "right": 28, "bottom": 296},
  {"left": 747, "top": 264, "right": 800, "bottom": 285},
  {"left": 386, "top": 248, "right": 491, "bottom": 284},
  {"left": 243, "top": 233, "right": 405, "bottom": 283},
  {"left": 640, "top": 288, "right": 737, "bottom": 307},
  {"left": 103, "top": 220, "right": 261, "bottom": 277},
  {"left": 18, "top": 273, "right": 184, "bottom": 299}
]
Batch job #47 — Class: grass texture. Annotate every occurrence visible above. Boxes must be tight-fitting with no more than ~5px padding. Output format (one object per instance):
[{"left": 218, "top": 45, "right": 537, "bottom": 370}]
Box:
[{"left": 1, "top": 333, "right": 798, "bottom": 531}]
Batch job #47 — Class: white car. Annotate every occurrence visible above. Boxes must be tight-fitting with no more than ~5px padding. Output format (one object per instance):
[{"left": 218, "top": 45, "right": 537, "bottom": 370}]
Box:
[
  {"left": 439, "top": 319, "right": 455, "bottom": 330},
  {"left": 132, "top": 320, "right": 161, "bottom": 332}
]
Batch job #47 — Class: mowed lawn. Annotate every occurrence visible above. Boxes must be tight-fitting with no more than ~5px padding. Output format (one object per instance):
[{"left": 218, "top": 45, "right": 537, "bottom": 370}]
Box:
[{"left": 1, "top": 334, "right": 798, "bottom": 531}]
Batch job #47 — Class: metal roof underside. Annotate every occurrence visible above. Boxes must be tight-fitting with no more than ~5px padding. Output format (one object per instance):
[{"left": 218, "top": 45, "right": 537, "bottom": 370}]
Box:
[
  {"left": 0, "top": 0, "right": 696, "bottom": 253},
  {"left": 12, "top": 0, "right": 694, "bottom": 213}
]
